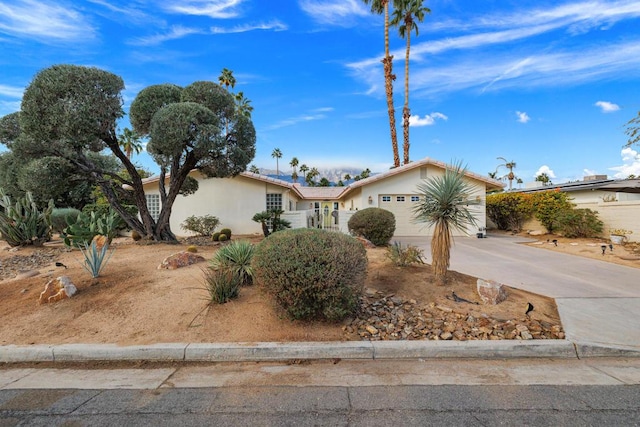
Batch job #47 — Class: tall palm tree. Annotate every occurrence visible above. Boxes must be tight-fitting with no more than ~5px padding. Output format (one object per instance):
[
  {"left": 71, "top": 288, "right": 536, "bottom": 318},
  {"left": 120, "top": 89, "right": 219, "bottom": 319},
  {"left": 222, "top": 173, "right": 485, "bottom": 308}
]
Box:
[
  {"left": 289, "top": 157, "right": 299, "bottom": 182},
  {"left": 218, "top": 68, "right": 236, "bottom": 91},
  {"left": 271, "top": 148, "right": 283, "bottom": 176},
  {"left": 249, "top": 164, "right": 260, "bottom": 174},
  {"left": 412, "top": 163, "right": 479, "bottom": 285},
  {"left": 344, "top": 173, "right": 352, "bottom": 182},
  {"left": 362, "top": 0, "right": 400, "bottom": 168},
  {"left": 299, "top": 164, "right": 309, "bottom": 181},
  {"left": 234, "top": 91, "right": 253, "bottom": 118},
  {"left": 496, "top": 157, "right": 518, "bottom": 191},
  {"left": 306, "top": 167, "right": 319, "bottom": 186},
  {"left": 118, "top": 127, "right": 142, "bottom": 159},
  {"left": 391, "top": 0, "right": 430, "bottom": 165}
]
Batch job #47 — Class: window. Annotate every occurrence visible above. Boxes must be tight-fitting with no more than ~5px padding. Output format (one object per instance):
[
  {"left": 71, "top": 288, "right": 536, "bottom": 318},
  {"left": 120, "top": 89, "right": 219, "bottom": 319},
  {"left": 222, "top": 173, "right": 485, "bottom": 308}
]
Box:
[
  {"left": 396, "top": 196, "right": 405, "bottom": 202},
  {"left": 146, "top": 194, "right": 160, "bottom": 221},
  {"left": 382, "top": 196, "right": 391, "bottom": 202},
  {"left": 411, "top": 196, "right": 420, "bottom": 202},
  {"left": 266, "top": 193, "right": 282, "bottom": 211}
]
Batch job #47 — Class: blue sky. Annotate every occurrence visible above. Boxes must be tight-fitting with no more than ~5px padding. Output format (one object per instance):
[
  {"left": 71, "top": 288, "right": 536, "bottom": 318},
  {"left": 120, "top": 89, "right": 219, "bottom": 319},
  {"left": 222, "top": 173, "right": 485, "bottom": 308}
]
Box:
[{"left": 1, "top": 0, "right": 640, "bottom": 185}]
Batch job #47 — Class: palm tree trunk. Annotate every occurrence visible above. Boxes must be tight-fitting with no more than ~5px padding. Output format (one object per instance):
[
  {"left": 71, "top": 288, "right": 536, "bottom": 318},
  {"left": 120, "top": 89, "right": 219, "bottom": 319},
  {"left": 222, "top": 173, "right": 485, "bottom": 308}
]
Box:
[
  {"left": 383, "top": 1, "right": 400, "bottom": 168},
  {"left": 403, "top": 29, "right": 411, "bottom": 165}
]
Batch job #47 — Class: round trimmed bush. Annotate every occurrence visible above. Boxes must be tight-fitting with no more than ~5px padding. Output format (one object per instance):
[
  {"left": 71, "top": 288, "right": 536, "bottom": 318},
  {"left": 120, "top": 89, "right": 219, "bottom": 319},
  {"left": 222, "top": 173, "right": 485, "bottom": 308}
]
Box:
[
  {"left": 220, "top": 228, "right": 232, "bottom": 240},
  {"left": 218, "top": 233, "right": 228, "bottom": 242},
  {"left": 253, "top": 228, "right": 367, "bottom": 321},
  {"left": 347, "top": 207, "right": 396, "bottom": 246}
]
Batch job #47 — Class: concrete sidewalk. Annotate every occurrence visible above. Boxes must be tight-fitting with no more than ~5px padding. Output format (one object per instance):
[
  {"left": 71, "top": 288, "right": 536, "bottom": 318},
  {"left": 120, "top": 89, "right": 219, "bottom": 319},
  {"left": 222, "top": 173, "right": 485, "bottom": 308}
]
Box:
[
  {"left": 399, "top": 233, "right": 640, "bottom": 353},
  {"left": 0, "top": 233, "right": 638, "bottom": 364}
]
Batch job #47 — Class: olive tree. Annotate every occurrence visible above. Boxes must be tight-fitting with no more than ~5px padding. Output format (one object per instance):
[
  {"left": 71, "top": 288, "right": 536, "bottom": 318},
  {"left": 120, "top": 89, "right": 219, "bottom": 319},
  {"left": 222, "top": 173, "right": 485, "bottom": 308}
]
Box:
[{"left": 3, "top": 64, "right": 256, "bottom": 241}]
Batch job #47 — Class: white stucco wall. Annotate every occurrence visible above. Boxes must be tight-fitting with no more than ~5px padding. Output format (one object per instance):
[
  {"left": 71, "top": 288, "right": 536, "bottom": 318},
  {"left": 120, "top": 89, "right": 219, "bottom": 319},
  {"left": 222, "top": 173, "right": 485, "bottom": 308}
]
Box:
[{"left": 142, "top": 172, "right": 295, "bottom": 237}]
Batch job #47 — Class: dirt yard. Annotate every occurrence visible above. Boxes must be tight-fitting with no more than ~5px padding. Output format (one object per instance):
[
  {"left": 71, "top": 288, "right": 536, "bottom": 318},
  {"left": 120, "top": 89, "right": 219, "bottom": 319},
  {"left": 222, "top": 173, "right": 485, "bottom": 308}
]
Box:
[{"left": 2, "top": 231, "right": 629, "bottom": 346}]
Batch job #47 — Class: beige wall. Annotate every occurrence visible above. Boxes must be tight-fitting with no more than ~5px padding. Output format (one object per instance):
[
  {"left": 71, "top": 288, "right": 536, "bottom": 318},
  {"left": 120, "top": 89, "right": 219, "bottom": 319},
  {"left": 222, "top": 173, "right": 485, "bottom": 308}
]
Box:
[{"left": 142, "top": 172, "right": 294, "bottom": 237}]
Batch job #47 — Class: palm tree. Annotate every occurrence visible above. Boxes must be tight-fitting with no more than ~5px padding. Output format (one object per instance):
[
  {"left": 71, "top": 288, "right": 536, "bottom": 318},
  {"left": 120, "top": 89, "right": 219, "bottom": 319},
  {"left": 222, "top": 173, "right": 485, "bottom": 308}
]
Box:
[
  {"left": 412, "top": 163, "right": 479, "bottom": 285},
  {"left": 362, "top": 0, "right": 400, "bottom": 168},
  {"left": 218, "top": 68, "right": 236, "bottom": 91},
  {"left": 291, "top": 171, "right": 299, "bottom": 183},
  {"left": 535, "top": 173, "right": 552, "bottom": 187},
  {"left": 118, "top": 127, "right": 142, "bottom": 159},
  {"left": 234, "top": 92, "right": 253, "bottom": 118},
  {"left": 344, "top": 173, "right": 352, "bottom": 183},
  {"left": 271, "top": 148, "right": 283, "bottom": 176},
  {"left": 249, "top": 164, "right": 260, "bottom": 174},
  {"left": 496, "top": 157, "right": 518, "bottom": 191},
  {"left": 488, "top": 171, "right": 498, "bottom": 179},
  {"left": 299, "top": 164, "right": 309, "bottom": 181},
  {"left": 306, "top": 167, "right": 319, "bottom": 186},
  {"left": 289, "top": 157, "right": 299, "bottom": 183},
  {"left": 360, "top": 168, "right": 372, "bottom": 179},
  {"left": 391, "top": 0, "right": 430, "bottom": 165}
]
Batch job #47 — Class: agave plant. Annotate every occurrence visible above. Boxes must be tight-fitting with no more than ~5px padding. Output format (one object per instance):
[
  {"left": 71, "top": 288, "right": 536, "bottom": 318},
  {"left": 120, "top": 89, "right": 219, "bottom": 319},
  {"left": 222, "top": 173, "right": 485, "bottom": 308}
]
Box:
[
  {"left": 79, "top": 238, "right": 115, "bottom": 278},
  {"left": 0, "top": 189, "right": 53, "bottom": 247},
  {"left": 209, "top": 240, "right": 255, "bottom": 285},
  {"left": 412, "top": 162, "right": 479, "bottom": 285},
  {"left": 203, "top": 268, "right": 241, "bottom": 304}
]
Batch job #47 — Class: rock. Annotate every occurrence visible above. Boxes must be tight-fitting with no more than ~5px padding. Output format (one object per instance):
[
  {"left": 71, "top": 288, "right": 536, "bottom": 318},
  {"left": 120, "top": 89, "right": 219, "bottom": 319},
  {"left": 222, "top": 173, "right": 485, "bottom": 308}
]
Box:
[
  {"left": 38, "top": 276, "right": 77, "bottom": 304},
  {"left": 528, "top": 230, "right": 545, "bottom": 236},
  {"left": 440, "top": 331, "right": 453, "bottom": 340},
  {"left": 477, "top": 279, "right": 508, "bottom": 305},
  {"left": 158, "top": 251, "right": 206, "bottom": 270}
]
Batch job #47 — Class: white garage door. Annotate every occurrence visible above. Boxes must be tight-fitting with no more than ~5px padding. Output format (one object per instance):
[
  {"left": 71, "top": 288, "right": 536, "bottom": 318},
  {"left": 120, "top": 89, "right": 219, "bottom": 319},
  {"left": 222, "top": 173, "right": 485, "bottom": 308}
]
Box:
[{"left": 379, "top": 195, "right": 431, "bottom": 236}]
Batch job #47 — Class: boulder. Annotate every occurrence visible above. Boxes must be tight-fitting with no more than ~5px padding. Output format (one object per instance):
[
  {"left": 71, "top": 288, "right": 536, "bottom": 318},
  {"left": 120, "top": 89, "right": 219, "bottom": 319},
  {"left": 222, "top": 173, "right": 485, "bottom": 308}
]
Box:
[
  {"left": 158, "top": 251, "right": 206, "bottom": 270},
  {"left": 38, "top": 276, "right": 77, "bottom": 304},
  {"left": 476, "top": 279, "right": 508, "bottom": 305}
]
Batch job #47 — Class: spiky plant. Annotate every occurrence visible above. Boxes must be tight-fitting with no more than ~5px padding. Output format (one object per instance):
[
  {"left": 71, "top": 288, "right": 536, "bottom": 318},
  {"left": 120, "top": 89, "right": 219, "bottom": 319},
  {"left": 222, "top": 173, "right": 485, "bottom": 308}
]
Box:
[
  {"left": 412, "top": 162, "right": 478, "bottom": 285},
  {"left": 210, "top": 240, "right": 255, "bottom": 286},
  {"left": 79, "top": 239, "right": 115, "bottom": 278},
  {"left": 203, "top": 268, "right": 240, "bottom": 304}
]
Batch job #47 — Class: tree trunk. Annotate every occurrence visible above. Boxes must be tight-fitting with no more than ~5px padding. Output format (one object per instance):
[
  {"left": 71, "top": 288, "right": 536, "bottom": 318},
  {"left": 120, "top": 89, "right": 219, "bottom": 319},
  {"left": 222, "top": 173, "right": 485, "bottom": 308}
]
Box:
[
  {"left": 383, "top": 2, "right": 400, "bottom": 168},
  {"left": 403, "top": 29, "right": 411, "bottom": 165}
]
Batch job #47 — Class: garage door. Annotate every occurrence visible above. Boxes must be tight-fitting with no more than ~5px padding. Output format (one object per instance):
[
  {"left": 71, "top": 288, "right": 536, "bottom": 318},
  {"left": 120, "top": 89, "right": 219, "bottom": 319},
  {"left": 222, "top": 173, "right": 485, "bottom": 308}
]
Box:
[{"left": 379, "top": 195, "right": 431, "bottom": 236}]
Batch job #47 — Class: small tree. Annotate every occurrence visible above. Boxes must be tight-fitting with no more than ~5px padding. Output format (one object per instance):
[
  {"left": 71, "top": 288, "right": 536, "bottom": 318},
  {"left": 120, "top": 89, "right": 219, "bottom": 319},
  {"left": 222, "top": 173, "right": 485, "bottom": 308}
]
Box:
[{"left": 413, "top": 163, "right": 478, "bottom": 285}]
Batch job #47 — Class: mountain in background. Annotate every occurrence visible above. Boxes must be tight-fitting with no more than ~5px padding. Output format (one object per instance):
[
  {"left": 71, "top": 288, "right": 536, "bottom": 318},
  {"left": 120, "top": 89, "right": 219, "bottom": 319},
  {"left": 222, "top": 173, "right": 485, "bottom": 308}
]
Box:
[{"left": 255, "top": 167, "right": 371, "bottom": 185}]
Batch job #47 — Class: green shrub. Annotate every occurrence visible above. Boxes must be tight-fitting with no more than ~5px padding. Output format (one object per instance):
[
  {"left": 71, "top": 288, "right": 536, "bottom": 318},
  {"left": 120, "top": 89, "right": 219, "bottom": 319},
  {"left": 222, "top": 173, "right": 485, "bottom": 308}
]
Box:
[
  {"left": 186, "top": 245, "right": 198, "bottom": 253},
  {"left": 212, "top": 232, "right": 221, "bottom": 241},
  {"left": 50, "top": 208, "right": 82, "bottom": 234},
  {"left": 180, "top": 214, "right": 220, "bottom": 237},
  {"left": 556, "top": 208, "right": 603, "bottom": 238},
  {"left": 203, "top": 268, "right": 240, "bottom": 304},
  {"left": 252, "top": 210, "right": 291, "bottom": 237},
  {"left": 530, "top": 190, "right": 574, "bottom": 233},
  {"left": 63, "top": 208, "right": 119, "bottom": 248},
  {"left": 253, "top": 228, "right": 367, "bottom": 321},
  {"left": 210, "top": 240, "right": 255, "bottom": 285},
  {"left": 220, "top": 228, "right": 232, "bottom": 239},
  {"left": 82, "top": 203, "right": 135, "bottom": 231},
  {"left": 0, "top": 189, "right": 53, "bottom": 247},
  {"left": 486, "top": 192, "right": 533, "bottom": 232},
  {"left": 347, "top": 207, "right": 396, "bottom": 246},
  {"left": 387, "top": 241, "right": 425, "bottom": 267},
  {"left": 218, "top": 233, "right": 228, "bottom": 242}
]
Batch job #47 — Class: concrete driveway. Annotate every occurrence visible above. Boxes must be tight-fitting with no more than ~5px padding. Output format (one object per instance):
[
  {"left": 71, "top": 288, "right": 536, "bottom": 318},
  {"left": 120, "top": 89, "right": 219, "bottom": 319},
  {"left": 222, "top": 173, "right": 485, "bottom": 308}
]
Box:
[{"left": 397, "top": 233, "right": 640, "bottom": 351}]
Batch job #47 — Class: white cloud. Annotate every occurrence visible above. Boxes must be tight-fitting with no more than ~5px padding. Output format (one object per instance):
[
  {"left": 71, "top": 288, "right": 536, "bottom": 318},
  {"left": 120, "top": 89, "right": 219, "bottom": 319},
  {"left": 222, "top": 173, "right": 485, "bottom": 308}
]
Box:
[
  {"left": 129, "top": 26, "right": 204, "bottom": 46},
  {"left": 265, "top": 109, "right": 332, "bottom": 130},
  {"left": 583, "top": 168, "right": 597, "bottom": 176},
  {"left": 609, "top": 147, "right": 640, "bottom": 178},
  {"left": 516, "top": 111, "right": 530, "bottom": 123},
  {"left": 298, "top": 0, "right": 369, "bottom": 26},
  {"left": 534, "top": 165, "right": 556, "bottom": 178},
  {"left": 0, "top": 0, "right": 95, "bottom": 43},
  {"left": 0, "top": 84, "right": 24, "bottom": 99},
  {"left": 595, "top": 101, "right": 620, "bottom": 113},
  {"left": 164, "top": 0, "right": 244, "bottom": 18},
  {"left": 211, "top": 20, "right": 287, "bottom": 34},
  {"left": 409, "top": 112, "right": 448, "bottom": 127}
]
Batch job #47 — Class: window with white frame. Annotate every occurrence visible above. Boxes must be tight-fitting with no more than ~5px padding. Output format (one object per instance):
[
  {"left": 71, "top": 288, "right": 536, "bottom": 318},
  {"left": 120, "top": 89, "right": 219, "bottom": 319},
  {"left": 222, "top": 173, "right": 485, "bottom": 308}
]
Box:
[
  {"left": 266, "top": 193, "right": 282, "bottom": 211},
  {"left": 396, "top": 196, "right": 405, "bottom": 202},
  {"left": 146, "top": 194, "right": 160, "bottom": 221},
  {"left": 381, "top": 196, "right": 391, "bottom": 202},
  {"left": 411, "top": 195, "right": 420, "bottom": 202}
]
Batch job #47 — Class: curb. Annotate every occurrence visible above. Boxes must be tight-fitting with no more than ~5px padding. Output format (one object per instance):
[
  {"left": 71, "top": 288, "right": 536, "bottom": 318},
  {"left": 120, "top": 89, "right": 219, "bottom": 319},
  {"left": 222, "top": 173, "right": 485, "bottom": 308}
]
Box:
[{"left": 0, "top": 339, "right": 595, "bottom": 363}]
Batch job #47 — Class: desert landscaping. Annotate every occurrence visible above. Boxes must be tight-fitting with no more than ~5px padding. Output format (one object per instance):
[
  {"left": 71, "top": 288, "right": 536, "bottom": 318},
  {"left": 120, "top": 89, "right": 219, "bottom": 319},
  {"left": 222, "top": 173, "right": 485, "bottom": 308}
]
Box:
[{"left": 4, "top": 231, "right": 637, "bottom": 347}]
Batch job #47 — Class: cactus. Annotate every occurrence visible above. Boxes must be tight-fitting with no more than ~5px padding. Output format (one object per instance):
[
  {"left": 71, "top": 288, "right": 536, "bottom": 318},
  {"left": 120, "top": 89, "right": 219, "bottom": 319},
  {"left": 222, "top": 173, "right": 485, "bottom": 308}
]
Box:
[
  {"left": 0, "top": 188, "right": 53, "bottom": 247},
  {"left": 63, "top": 208, "right": 120, "bottom": 248}
]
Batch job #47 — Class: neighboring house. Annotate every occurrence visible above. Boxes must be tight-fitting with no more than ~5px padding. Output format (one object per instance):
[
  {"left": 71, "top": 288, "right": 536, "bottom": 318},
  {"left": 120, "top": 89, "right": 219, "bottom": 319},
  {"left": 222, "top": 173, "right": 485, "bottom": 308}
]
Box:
[
  {"left": 140, "top": 158, "right": 504, "bottom": 238},
  {"left": 517, "top": 175, "right": 640, "bottom": 242}
]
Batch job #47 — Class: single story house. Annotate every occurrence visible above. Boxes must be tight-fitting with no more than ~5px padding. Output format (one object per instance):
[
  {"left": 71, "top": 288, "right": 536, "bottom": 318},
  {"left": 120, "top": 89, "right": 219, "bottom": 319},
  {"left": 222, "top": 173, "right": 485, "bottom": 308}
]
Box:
[
  {"left": 141, "top": 157, "right": 504, "bottom": 237},
  {"left": 517, "top": 175, "right": 640, "bottom": 242}
]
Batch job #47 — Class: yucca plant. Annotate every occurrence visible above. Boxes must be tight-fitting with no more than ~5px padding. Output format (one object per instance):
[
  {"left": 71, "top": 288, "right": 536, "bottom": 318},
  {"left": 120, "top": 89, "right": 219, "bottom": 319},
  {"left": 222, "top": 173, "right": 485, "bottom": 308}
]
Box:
[
  {"left": 412, "top": 162, "right": 478, "bottom": 285},
  {"left": 0, "top": 188, "right": 53, "bottom": 247},
  {"left": 210, "top": 240, "right": 255, "bottom": 285},
  {"left": 79, "top": 238, "right": 115, "bottom": 278},
  {"left": 203, "top": 268, "right": 241, "bottom": 304}
]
